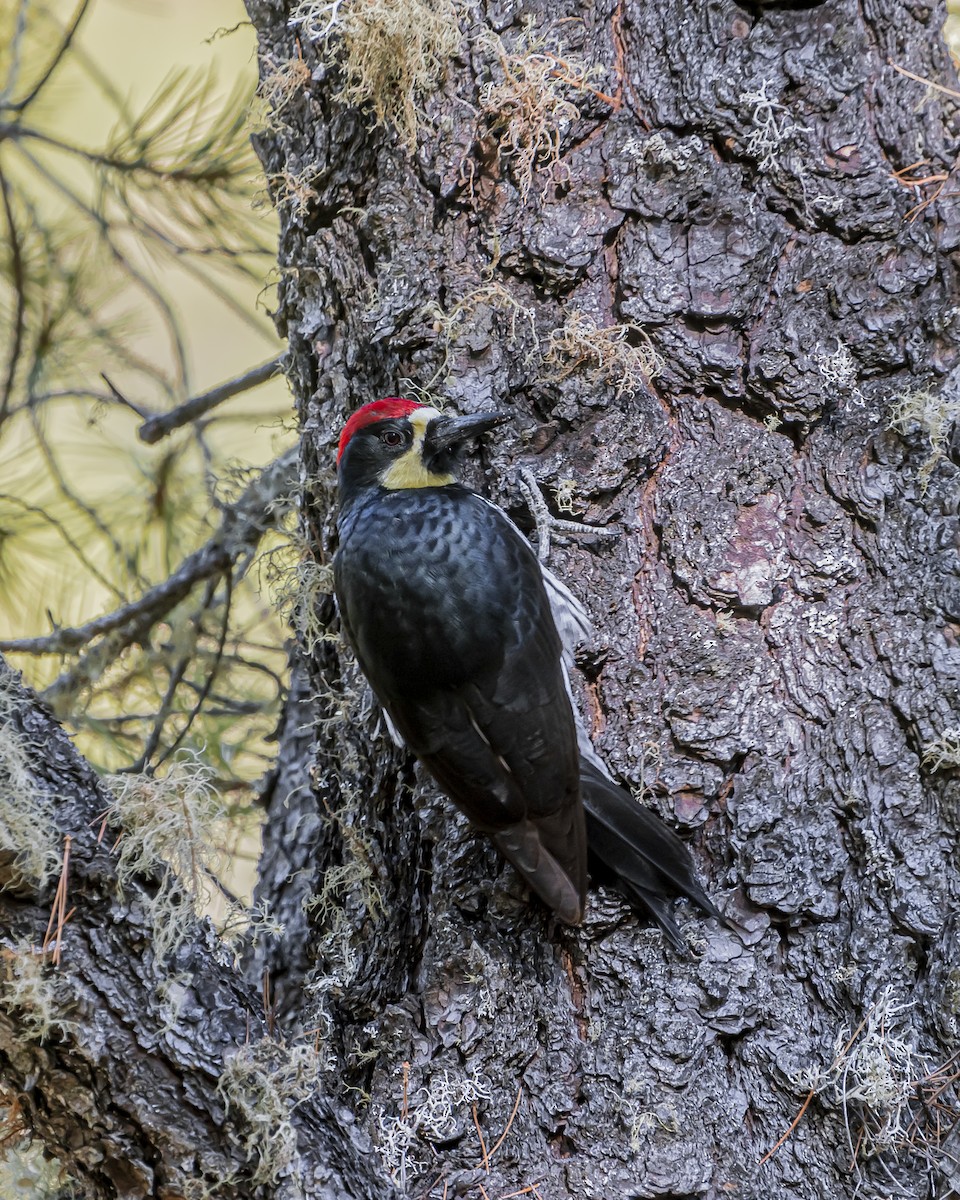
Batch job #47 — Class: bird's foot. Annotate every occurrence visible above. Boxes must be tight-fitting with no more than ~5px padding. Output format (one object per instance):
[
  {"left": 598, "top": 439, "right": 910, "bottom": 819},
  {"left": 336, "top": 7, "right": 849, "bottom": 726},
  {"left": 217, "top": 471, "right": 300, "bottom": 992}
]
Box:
[{"left": 517, "top": 468, "right": 619, "bottom": 562}]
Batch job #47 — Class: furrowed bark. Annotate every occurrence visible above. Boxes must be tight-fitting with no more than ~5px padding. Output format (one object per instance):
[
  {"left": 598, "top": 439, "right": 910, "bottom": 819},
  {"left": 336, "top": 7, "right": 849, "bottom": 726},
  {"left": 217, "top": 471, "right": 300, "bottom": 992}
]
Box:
[
  {"left": 247, "top": 0, "right": 960, "bottom": 1197},
  {"left": 0, "top": 663, "right": 395, "bottom": 1200}
]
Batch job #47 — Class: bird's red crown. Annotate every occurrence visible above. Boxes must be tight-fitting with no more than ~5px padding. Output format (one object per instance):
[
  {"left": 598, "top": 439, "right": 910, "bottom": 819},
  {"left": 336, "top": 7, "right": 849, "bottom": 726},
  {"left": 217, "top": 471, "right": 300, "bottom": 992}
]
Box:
[{"left": 337, "top": 398, "right": 424, "bottom": 462}]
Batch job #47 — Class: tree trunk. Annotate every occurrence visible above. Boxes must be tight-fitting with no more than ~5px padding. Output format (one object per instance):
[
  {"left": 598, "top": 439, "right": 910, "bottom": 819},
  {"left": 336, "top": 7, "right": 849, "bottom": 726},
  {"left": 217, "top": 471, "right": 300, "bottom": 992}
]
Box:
[
  {"left": 0, "top": 665, "right": 395, "bottom": 1199},
  {"left": 249, "top": 0, "right": 960, "bottom": 1194},
  {"left": 3, "top": 0, "right": 960, "bottom": 1196}
]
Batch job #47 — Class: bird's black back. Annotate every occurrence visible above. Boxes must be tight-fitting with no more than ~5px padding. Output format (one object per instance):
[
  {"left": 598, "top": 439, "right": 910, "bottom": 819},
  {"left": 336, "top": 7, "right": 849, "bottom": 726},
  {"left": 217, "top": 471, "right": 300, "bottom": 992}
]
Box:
[{"left": 335, "top": 483, "right": 587, "bottom": 921}]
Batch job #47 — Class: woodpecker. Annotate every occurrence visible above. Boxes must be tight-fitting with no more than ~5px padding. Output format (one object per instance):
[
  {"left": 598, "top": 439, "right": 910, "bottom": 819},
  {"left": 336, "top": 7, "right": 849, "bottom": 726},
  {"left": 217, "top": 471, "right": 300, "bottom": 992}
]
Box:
[{"left": 333, "top": 398, "right": 721, "bottom": 947}]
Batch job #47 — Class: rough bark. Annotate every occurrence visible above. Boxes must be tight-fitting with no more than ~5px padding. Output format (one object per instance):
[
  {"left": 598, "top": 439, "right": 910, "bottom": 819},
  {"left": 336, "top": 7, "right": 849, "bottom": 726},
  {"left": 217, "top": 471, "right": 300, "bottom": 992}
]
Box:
[
  {"left": 0, "top": 664, "right": 395, "bottom": 1200},
  {"left": 3, "top": 0, "right": 960, "bottom": 1197},
  {"left": 248, "top": 0, "right": 960, "bottom": 1197}
]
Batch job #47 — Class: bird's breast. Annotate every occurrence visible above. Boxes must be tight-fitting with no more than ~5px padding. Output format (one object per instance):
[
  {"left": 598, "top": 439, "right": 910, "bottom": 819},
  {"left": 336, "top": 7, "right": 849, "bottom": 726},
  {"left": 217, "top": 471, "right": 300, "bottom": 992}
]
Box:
[{"left": 335, "top": 487, "right": 547, "bottom": 692}]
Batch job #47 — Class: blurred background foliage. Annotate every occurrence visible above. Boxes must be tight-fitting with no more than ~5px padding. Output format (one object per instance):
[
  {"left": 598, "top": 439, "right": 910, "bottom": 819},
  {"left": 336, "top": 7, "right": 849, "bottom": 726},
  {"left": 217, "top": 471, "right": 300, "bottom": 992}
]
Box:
[{"left": 0, "top": 0, "right": 295, "bottom": 817}]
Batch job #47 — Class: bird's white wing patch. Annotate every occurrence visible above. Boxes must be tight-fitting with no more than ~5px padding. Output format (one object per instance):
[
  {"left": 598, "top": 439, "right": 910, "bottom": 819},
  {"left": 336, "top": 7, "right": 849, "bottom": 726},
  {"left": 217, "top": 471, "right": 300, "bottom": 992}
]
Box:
[
  {"left": 540, "top": 564, "right": 593, "bottom": 663},
  {"left": 358, "top": 681, "right": 407, "bottom": 748},
  {"left": 477, "top": 492, "right": 610, "bottom": 776},
  {"left": 380, "top": 706, "right": 406, "bottom": 748},
  {"left": 476, "top": 495, "right": 593, "bottom": 660}
]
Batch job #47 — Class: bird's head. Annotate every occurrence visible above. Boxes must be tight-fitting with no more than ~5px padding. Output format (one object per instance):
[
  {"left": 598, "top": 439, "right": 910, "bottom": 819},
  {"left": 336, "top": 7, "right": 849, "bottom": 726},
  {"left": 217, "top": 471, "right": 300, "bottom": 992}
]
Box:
[{"left": 336, "top": 399, "right": 509, "bottom": 500}]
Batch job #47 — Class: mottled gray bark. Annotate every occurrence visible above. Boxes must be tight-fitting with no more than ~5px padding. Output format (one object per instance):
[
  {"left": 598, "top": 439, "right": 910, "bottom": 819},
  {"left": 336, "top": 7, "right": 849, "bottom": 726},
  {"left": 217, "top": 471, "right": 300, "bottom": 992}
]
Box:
[
  {"left": 4, "top": 0, "right": 960, "bottom": 1197},
  {"left": 0, "top": 664, "right": 395, "bottom": 1199},
  {"left": 249, "top": 0, "right": 960, "bottom": 1197}
]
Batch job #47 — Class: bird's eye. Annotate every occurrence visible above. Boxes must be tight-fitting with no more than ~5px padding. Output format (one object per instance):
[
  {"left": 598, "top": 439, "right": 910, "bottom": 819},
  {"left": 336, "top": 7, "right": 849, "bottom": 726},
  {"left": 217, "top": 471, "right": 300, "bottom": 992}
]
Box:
[{"left": 381, "top": 429, "right": 404, "bottom": 447}]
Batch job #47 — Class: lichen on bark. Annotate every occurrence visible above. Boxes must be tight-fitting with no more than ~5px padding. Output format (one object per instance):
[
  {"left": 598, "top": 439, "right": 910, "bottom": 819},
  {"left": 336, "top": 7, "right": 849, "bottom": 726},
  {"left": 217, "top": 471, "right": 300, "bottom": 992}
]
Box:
[{"left": 247, "top": 0, "right": 960, "bottom": 1194}]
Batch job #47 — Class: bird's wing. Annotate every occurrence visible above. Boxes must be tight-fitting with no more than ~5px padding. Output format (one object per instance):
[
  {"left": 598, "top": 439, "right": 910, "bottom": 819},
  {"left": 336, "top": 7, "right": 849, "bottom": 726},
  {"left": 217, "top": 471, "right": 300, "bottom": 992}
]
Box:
[
  {"left": 540, "top": 563, "right": 593, "bottom": 662},
  {"left": 377, "top": 703, "right": 406, "bottom": 749},
  {"left": 380, "top": 584, "right": 588, "bottom": 924},
  {"left": 476, "top": 496, "right": 594, "bottom": 661}
]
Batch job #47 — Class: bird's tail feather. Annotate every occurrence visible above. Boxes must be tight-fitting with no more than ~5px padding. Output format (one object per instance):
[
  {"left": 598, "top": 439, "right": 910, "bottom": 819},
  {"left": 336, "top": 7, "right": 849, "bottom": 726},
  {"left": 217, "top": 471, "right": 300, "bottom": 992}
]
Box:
[
  {"left": 580, "top": 758, "right": 722, "bottom": 950},
  {"left": 493, "top": 822, "right": 586, "bottom": 926}
]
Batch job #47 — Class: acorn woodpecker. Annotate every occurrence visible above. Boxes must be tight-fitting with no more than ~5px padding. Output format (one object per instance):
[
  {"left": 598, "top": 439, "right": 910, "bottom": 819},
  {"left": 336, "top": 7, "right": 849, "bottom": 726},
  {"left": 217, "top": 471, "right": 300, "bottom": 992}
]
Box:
[{"left": 333, "top": 398, "right": 721, "bottom": 947}]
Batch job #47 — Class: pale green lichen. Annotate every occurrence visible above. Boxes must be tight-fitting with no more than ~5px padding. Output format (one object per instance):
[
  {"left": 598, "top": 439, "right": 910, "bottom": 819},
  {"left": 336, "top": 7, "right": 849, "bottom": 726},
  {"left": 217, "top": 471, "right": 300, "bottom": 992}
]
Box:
[
  {"left": 888, "top": 386, "right": 959, "bottom": 488},
  {"left": 432, "top": 280, "right": 538, "bottom": 350},
  {"left": 304, "top": 790, "right": 385, "bottom": 1052},
  {"left": 545, "top": 312, "right": 662, "bottom": 396},
  {"left": 775, "top": 988, "right": 959, "bottom": 1170},
  {"left": 290, "top": 0, "right": 462, "bottom": 150},
  {"left": 272, "top": 553, "right": 337, "bottom": 656},
  {"left": 829, "top": 991, "right": 920, "bottom": 1158},
  {"left": 0, "top": 675, "right": 59, "bottom": 891},
  {"left": 739, "top": 78, "right": 811, "bottom": 174},
  {"left": 106, "top": 757, "right": 226, "bottom": 964},
  {"left": 375, "top": 1067, "right": 491, "bottom": 1187},
  {"left": 1, "top": 943, "right": 73, "bottom": 1042},
  {"left": 218, "top": 1038, "right": 322, "bottom": 1186},
  {"left": 922, "top": 727, "right": 960, "bottom": 772},
  {"left": 477, "top": 26, "right": 595, "bottom": 201}
]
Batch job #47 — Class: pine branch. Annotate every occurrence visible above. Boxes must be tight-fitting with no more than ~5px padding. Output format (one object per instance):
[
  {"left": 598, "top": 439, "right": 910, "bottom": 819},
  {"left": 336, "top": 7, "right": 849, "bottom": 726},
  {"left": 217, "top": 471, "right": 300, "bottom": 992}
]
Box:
[
  {"left": 138, "top": 356, "right": 286, "bottom": 444},
  {"left": 0, "top": 447, "right": 297, "bottom": 661}
]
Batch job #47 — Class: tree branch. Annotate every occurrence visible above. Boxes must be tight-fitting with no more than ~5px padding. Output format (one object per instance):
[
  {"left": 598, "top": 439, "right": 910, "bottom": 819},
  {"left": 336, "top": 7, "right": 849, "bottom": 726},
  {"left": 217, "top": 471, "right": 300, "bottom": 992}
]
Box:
[
  {"left": 0, "top": 167, "right": 26, "bottom": 425},
  {"left": 0, "top": 663, "right": 397, "bottom": 1199},
  {"left": 7, "top": 0, "right": 91, "bottom": 113},
  {"left": 138, "top": 355, "right": 286, "bottom": 445},
  {"left": 0, "top": 446, "right": 297, "bottom": 660}
]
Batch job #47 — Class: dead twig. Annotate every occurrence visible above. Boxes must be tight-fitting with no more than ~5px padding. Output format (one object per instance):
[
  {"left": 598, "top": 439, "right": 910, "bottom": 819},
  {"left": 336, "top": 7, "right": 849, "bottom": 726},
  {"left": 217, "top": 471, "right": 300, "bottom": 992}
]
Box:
[
  {"left": 889, "top": 59, "right": 960, "bottom": 101},
  {"left": 138, "top": 355, "right": 285, "bottom": 444},
  {"left": 487, "top": 1084, "right": 523, "bottom": 1162},
  {"left": 41, "top": 835, "right": 73, "bottom": 967},
  {"left": 892, "top": 157, "right": 956, "bottom": 222},
  {"left": 759, "top": 1011, "right": 872, "bottom": 1165},
  {"left": 473, "top": 1103, "right": 490, "bottom": 1171},
  {"left": 758, "top": 1088, "right": 816, "bottom": 1167}
]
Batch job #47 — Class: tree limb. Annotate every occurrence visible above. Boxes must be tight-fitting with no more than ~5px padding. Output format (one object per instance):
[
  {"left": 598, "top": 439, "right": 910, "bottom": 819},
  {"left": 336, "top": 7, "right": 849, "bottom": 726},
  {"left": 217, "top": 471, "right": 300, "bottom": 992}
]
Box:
[
  {"left": 0, "top": 662, "right": 397, "bottom": 1200},
  {"left": 0, "top": 446, "right": 297, "bottom": 660},
  {"left": 138, "top": 355, "right": 286, "bottom": 444}
]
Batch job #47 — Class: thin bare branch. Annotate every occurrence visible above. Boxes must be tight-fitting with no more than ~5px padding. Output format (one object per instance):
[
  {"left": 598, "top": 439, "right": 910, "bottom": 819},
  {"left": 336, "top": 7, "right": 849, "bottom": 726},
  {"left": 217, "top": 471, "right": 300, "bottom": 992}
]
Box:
[
  {"left": 0, "top": 0, "right": 31, "bottom": 108},
  {"left": 0, "top": 166, "right": 26, "bottom": 424},
  {"left": 139, "top": 356, "right": 285, "bottom": 444},
  {"left": 156, "top": 571, "right": 235, "bottom": 768},
  {"left": 8, "top": 0, "right": 91, "bottom": 113},
  {"left": 99, "top": 375, "right": 151, "bottom": 418},
  {"left": 0, "top": 446, "right": 297, "bottom": 658}
]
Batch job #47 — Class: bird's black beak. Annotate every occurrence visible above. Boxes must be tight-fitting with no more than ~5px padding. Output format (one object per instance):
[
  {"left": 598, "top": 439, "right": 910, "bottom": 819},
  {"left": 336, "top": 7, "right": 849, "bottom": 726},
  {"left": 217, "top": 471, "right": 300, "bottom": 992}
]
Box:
[{"left": 423, "top": 410, "right": 511, "bottom": 457}]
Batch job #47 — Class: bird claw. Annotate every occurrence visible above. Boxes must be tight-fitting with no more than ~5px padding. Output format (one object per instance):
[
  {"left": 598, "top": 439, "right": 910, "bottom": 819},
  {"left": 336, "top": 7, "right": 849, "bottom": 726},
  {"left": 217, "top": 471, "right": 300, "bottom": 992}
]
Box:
[{"left": 516, "top": 467, "right": 619, "bottom": 562}]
